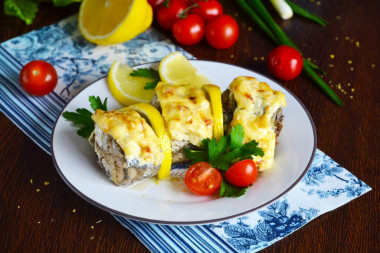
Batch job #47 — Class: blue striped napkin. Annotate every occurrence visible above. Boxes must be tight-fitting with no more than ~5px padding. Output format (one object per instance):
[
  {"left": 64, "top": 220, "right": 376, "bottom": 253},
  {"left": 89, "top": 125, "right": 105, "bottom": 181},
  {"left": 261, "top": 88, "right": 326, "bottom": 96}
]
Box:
[{"left": 0, "top": 15, "right": 371, "bottom": 252}]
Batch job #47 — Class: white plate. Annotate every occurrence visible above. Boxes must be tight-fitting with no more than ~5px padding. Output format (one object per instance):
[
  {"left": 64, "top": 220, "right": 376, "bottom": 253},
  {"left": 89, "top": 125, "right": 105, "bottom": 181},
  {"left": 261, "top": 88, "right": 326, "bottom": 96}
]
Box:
[{"left": 51, "top": 60, "right": 316, "bottom": 225}]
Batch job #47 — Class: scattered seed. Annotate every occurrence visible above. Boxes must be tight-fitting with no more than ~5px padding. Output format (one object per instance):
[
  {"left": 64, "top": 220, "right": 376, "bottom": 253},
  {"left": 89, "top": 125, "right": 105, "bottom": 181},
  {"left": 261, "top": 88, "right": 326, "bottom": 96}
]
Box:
[
  {"left": 96, "top": 220, "right": 102, "bottom": 224},
  {"left": 350, "top": 67, "right": 354, "bottom": 71},
  {"left": 37, "top": 221, "right": 41, "bottom": 224},
  {"left": 260, "top": 56, "right": 265, "bottom": 61},
  {"left": 18, "top": 205, "right": 20, "bottom": 209},
  {"left": 36, "top": 189, "right": 40, "bottom": 192},
  {"left": 30, "top": 179, "right": 33, "bottom": 184},
  {"left": 335, "top": 36, "right": 339, "bottom": 41},
  {"left": 348, "top": 60, "right": 352, "bottom": 64},
  {"left": 330, "top": 54, "right": 335, "bottom": 59},
  {"left": 254, "top": 56, "right": 258, "bottom": 61},
  {"left": 336, "top": 16, "right": 341, "bottom": 20},
  {"left": 230, "top": 54, "right": 234, "bottom": 58},
  {"left": 329, "top": 64, "right": 334, "bottom": 68},
  {"left": 248, "top": 27, "right": 252, "bottom": 31},
  {"left": 355, "top": 41, "right": 360, "bottom": 47},
  {"left": 350, "top": 96, "right": 353, "bottom": 99},
  {"left": 51, "top": 219, "right": 55, "bottom": 223},
  {"left": 90, "top": 236, "right": 94, "bottom": 240},
  {"left": 44, "top": 182, "right": 49, "bottom": 186},
  {"left": 371, "top": 64, "right": 375, "bottom": 68},
  {"left": 316, "top": 1, "right": 321, "bottom": 5},
  {"left": 91, "top": 226, "right": 94, "bottom": 229},
  {"left": 347, "top": 83, "right": 351, "bottom": 86},
  {"left": 351, "top": 88, "right": 355, "bottom": 92},
  {"left": 72, "top": 209, "right": 76, "bottom": 213},
  {"left": 345, "top": 36, "right": 350, "bottom": 40}
]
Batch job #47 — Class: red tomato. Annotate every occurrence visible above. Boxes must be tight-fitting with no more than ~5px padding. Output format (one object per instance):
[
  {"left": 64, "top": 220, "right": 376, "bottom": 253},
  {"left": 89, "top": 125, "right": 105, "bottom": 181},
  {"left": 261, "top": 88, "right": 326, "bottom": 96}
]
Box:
[
  {"left": 172, "top": 14, "right": 205, "bottom": 45},
  {"left": 185, "top": 162, "right": 222, "bottom": 196},
  {"left": 156, "top": 0, "right": 188, "bottom": 30},
  {"left": 191, "top": 0, "right": 223, "bottom": 21},
  {"left": 148, "top": 0, "right": 164, "bottom": 10},
  {"left": 224, "top": 159, "right": 258, "bottom": 187},
  {"left": 205, "top": 14, "right": 239, "bottom": 49},
  {"left": 267, "top": 45, "right": 303, "bottom": 80},
  {"left": 19, "top": 60, "right": 58, "bottom": 96}
]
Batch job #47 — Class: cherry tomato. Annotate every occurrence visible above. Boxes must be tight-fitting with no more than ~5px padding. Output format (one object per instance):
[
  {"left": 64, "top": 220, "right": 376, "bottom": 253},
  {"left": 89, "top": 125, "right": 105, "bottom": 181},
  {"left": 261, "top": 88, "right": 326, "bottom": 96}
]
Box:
[
  {"left": 172, "top": 14, "right": 205, "bottom": 45},
  {"left": 19, "top": 60, "right": 58, "bottom": 96},
  {"left": 224, "top": 159, "right": 258, "bottom": 187},
  {"left": 148, "top": 0, "right": 164, "bottom": 10},
  {"left": 267, "top": 45, "right": 303, "bottom": 81},
  {"left": 205, "top": 14, "right": 239, "bottom": 49},
  {"left": 191, "top": 0, "right": 223, "bottom": 21},
  {"left": 185, "top": 162, "right": 222, "bottom": 196},
  {"left": 156, "top": 0, "right": 188, "bottom": 30}
]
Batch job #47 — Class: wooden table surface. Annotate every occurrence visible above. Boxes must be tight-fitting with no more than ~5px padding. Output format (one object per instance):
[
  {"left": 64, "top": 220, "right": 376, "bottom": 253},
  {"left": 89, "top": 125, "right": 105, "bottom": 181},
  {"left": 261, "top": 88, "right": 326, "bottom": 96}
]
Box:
[{"left": 1, "top": 1, "right": 379, "bottom": 252}]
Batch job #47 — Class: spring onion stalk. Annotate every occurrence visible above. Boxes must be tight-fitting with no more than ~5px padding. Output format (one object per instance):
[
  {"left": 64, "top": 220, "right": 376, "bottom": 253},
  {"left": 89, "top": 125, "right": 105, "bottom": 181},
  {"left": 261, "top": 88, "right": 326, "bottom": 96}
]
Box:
[
  {"left": 236, "top": 0, "right": 280, "bottom": 44},
  {"left": 270, "top": 0, "right": 293, "bottom": 20},
  {"left": 285, "top": 0, "right": 329, "bottom": 27},
  {"left": 239, "top": 0, "right": 342, "bottom": 106}
]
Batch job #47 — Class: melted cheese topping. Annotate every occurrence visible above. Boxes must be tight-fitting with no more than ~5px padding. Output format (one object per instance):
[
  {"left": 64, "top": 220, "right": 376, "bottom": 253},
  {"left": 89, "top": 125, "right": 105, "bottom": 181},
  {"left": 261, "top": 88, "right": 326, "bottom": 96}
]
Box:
[
  {"left": 92, "top": 108, "right": 163, "bottom": 166},
  {"left": 156, "top": 83, "right": 213, "bottom": 146},
  {"left": 229, "top": 76, "right": 286, "bottom": 169}
]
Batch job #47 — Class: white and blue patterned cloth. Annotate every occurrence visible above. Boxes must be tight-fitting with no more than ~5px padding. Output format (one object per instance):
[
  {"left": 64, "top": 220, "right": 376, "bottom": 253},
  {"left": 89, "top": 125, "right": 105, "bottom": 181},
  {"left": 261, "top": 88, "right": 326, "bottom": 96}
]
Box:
[{"left": 0, "top": 15, "right": 371, "bottom": 253}]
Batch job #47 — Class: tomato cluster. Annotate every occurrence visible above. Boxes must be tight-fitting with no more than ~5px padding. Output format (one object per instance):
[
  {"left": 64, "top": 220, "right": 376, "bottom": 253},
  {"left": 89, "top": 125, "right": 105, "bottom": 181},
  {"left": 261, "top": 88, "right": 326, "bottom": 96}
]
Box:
[
  {"left": 149, "top": 0, "right": 239, "bottom": 49},
  {"left": 185, "top": 160, "right": 258, "bottom": 196}
]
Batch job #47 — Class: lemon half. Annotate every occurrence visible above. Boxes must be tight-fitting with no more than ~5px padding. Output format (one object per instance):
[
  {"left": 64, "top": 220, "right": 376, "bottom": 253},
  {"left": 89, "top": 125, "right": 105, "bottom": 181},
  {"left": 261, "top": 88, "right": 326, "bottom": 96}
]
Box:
[
  {"left": 79, "top": 0, "right": 152, "bottom": 45},
  {"left": 108, "top": 61, "right": 156, "bottom": 106},
  {"left": 130, "top": 103, "right": 172, "bottom": 179},
  {"left": 159, "top": 51, "right": 211, "bottom": 86}
]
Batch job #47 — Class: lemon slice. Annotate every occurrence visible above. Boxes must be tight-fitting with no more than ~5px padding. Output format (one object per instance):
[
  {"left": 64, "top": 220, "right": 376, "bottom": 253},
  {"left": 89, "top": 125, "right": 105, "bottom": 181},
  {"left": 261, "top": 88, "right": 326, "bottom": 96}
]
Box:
[
  {"left": 108, "top": 61, "right": 156, "bottom": 106},
  {"left": 202, "top": 84, "right": 224, "bottom": 140},
  {"left": 129, "top": 103, "right": 172, "bottom": 179},
  {"left": 159, "top": 51, "right": 211, "bottom": 86},
  {"left": 79, "top": 0, "right": 153, "bottom": 45}
]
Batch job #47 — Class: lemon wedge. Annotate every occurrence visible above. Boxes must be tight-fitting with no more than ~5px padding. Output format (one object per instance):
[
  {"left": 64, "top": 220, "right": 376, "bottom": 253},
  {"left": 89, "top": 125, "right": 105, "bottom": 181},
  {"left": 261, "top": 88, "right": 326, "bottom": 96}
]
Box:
[
  {"left": 108, "top": 61, "right": 156, "bottom": 106},
  {"left": 79, "top": 0, "right": 153, "bottom": 45},
  {"left": 129, "top": 103, "right": 172, "bottom": 179},
  {"left": 202, "top": 84, "right": 224, "bottom": 140},
  {"left": 159, "top": 51, "right": 211, "bottom": 86}
]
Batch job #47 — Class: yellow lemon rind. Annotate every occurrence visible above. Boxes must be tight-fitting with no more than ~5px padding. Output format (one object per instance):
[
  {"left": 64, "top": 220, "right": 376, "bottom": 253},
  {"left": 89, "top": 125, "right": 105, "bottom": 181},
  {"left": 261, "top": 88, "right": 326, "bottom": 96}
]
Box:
[
  {"left": 202, "top": 84, "right": 224, "bottom": 141},
  {"left": 129, "top": 103, "right": 172, "bottom": 179}
]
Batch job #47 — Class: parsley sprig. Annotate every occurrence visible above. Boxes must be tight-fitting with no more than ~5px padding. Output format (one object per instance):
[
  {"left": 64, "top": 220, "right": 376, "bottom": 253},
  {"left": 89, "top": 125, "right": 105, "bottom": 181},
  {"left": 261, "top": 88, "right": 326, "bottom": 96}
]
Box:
[
  {"left": 130, "top": 68, "right": 160, "bottom": 90},
  {"left": 184, "top": 124, "right": 264, "bottom": 197},
  {"left": 62, "top": 96, "right": 107, "bottom": 138}
]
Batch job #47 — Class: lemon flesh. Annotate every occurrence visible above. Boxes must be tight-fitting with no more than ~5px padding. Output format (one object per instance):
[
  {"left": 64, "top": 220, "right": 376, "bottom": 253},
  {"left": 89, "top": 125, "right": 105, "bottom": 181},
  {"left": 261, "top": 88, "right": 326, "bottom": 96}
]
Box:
[
  {"left": 202, "top": 84, "right": 224, "bottom": 141},
  {"left": 79, "top": 0, "right": 152, "bottom": 45},
  {"left": 108, "top": 61, "right": 156, "bottom": 106},
  {"left": 130, "top": 103, "right": 172, "bottom": 179},
  {"left": 159, "top": 51, "right": 211, "bottom": 86}
]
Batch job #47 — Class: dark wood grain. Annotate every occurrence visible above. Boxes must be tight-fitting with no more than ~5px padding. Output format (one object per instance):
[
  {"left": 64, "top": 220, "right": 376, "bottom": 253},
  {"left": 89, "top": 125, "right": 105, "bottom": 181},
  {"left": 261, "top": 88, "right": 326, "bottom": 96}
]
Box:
[{"left": 1, "top": 1, "right": 379, "bottom": 252}]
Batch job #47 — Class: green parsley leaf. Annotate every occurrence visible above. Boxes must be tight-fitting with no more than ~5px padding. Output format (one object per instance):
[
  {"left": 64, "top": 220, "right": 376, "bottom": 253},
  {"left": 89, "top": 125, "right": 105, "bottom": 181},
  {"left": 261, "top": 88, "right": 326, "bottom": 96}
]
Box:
[
  {"left": 220, "top": 179, "right": 247, "bottom": 198},
  {"left": 4, "top": 0, "right": 39, "bottom": 25},
  {"left": 62, "top": 96, "right": 107, "bottom": 138},
  {"left": 229, "top": 124, "right": 244, "bottom": 149},
  {"left": 130, "top": 68, "right": 160, "bottom": 90}
]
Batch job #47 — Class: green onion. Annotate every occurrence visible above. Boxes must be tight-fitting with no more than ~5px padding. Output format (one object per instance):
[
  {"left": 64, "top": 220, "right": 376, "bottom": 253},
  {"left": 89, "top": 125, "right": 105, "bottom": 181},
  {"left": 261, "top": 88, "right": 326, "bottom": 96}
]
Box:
[
  {"left": 285, "top": 0, "right": 329, "bottom": 27},
  {"left": 270, "top": 0, "right": 293, "bottom": 20},
  {"left": 236, "top": 0, "right": 342, "bottom": 106},
  {"left": 236, "top": 0, "right": 280, "bottom": 44}
]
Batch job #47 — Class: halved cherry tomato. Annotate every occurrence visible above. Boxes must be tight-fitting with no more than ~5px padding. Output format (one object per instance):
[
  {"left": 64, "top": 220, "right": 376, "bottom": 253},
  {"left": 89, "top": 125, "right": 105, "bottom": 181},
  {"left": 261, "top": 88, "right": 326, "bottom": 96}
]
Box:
[
  {"left": 19, "top": 60, "right": 58, "bottom": 96},
  {"left": 205, "top": 14, "right": 239, "bottom": 49},
  {"left": 185, "top": 162, "right": 222, "bottom": 195},
  {"left": 191, "top": 0, "right": 223, "bottom": 21},
  {"left": 267, "top": 45, "right": 303, "bottom": 81},
  {"left": 172, "top": 14, "right": 205, "bottom": 45},
  {"left": 224, "top": 159, "right": 258, "bottom": 187},
  {"left": 156, "top": 0, "right": 188, "bottom": 30}
]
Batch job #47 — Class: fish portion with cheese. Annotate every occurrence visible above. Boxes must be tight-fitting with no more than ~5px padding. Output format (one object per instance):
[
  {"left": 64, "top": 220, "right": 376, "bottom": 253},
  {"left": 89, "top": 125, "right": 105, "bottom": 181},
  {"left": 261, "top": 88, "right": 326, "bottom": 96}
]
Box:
[
  {"left": 152, "top": 83, "right": 214, "bottom": 163},
  {"left": 89, "top": 108, "right": 164, "bottom": 186},
  {"left": 222, "top": 76, "right": 286, "bottom": 170}
]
